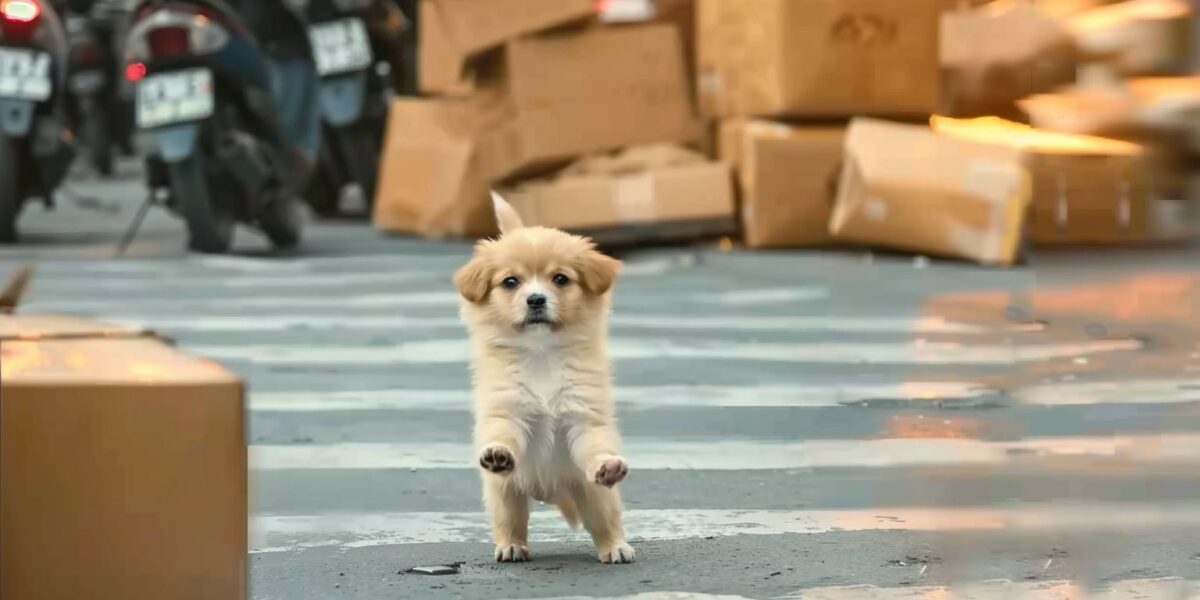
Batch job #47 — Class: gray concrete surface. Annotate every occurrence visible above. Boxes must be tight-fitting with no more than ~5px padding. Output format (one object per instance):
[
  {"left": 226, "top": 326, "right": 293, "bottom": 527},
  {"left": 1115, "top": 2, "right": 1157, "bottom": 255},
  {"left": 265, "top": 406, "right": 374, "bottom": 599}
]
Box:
[{"left": 3, "top": 162, "right": 1200, "bottom": 599}]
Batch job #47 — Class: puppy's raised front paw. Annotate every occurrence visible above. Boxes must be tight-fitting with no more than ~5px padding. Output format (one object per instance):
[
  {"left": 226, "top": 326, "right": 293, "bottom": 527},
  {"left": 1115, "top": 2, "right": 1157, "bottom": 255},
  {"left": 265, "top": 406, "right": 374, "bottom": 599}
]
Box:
[
  {"left": 598, "top": 541, "right": 635, "bottom": 564},
  {"left": 479, "top": 444, "right": 515, "bottom": 474},
  {"left": 591, "top": 455, "right": 628, "bottom": 487},
  {"left": 495, "top": 543, "right": 530, "bottom": 562}
]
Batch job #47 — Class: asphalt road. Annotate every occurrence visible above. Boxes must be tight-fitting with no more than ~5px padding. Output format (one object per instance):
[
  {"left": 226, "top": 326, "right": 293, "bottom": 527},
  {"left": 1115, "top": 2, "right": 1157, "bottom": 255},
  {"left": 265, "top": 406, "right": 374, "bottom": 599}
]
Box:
[{"left": 4, "top": 163, "right": 1200, "bottom": 599}]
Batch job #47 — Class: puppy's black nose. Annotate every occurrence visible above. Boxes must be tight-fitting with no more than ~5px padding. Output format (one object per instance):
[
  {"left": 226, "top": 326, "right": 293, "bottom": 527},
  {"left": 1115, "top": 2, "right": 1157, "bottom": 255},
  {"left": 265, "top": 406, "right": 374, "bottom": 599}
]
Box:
[{"left": 527, "top": 294, "right": 547, "bottom": 308}]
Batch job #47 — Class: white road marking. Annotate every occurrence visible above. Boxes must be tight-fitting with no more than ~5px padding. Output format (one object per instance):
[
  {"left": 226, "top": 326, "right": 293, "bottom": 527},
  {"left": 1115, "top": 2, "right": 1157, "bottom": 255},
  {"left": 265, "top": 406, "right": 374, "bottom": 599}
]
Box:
[
  {"left": 249, "top": 505, "right": 1200, "bottom": 553},
  {"left": 250, "top": 382, "right": 992, "bottom": 412},
  {"left": 248, "top": 434, "right": 1200, "bottom": 471},
  {"left": 696, "top": 287, "right": 831, "bottom": 305},
  {"left": 194, "top": 337, "right": 1143, "bottom": 366},
  {"left": 31, "top": 270, "right": 443, "bottom": 291},
  {"left": 107, "top": 314, "right": 989, "bottom": 334},
  {"left": 781, "top": 578, "right": 1200, "bottom": 600},
  {"left": 1016, "top": 379, "right": 1200, "bottom": 406}
]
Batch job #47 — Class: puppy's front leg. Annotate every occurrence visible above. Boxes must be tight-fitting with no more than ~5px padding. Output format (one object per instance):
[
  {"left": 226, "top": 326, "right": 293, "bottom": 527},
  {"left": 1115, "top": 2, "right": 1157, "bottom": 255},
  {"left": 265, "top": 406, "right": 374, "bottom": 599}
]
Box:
[
  {"left": 569, "top": 422, "right": 628, "bottom": 488},
  {"left": 484, "top": 477, "right": 530, "bottom": 562}
]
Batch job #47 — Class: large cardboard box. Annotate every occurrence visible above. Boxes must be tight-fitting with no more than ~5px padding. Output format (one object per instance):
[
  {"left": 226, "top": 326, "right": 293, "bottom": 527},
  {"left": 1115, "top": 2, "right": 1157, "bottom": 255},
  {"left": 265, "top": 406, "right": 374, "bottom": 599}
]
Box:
[
  {"left": 697, "top": 0, "right": 941, "bottom": 118},
  {"left": 0, "top": 315, "right": 246, "bottom": 600},
  {"left": 932, "top": 115, "right": 1191, "bottom": 245},
  {"left": 418, "top": 0, "right": 594, "bottom": 94},
  {"left": 830, "top": 118, "right": 1030, "bottom": 265},
  {"left": 1068, "top": 0, "right": 1193, "bottom": 76},
  {"left": 501, "top": 145, "right": 735, "bottom": 244},
  {"left": 940, "top": 2, "right": 1077, "bottom": 119},
  {"left": 719, "top": 120, "right": 844, "bottom": 248},
  {"left": 376, "top": 24, "right": 698, "bottom": 237}
]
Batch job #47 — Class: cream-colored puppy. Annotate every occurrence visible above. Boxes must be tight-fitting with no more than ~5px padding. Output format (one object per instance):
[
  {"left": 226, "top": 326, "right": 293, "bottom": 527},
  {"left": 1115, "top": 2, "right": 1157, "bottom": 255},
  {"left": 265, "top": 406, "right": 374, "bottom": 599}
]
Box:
[{"left": 454, "top": 193, "right": 634, "bottom": 564}]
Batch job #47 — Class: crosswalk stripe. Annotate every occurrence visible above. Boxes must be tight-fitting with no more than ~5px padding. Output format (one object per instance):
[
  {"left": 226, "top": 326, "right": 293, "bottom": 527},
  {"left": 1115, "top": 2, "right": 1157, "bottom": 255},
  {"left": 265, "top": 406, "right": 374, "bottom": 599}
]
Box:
[
  {"left": 247, "top": 434, "right": 1200, "bottom": 471},
  {"left": 194, "top": 337, "right": 1143, "bottom": 366},
  {"left": 780, "top": 578, "right": 1200, "bottom": 600},
  {"left": 249, "top": 505, "right": 1200, "bottom": 553}
]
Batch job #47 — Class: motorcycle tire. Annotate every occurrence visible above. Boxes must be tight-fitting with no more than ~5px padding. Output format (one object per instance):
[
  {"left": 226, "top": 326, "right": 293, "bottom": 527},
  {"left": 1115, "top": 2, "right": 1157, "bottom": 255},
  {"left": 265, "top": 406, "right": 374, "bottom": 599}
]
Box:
[
  {"left": 258, "top": 195, "right": 302, "bottom": 250},
  {"left": 168, "top": 154, "right": 235, "bottom": 254},
  {"left": 0, "top": 136, "right": 22, "bottom": 244},
  {"left": 86, "top": 115, "right": 114, "bottom": 176}
]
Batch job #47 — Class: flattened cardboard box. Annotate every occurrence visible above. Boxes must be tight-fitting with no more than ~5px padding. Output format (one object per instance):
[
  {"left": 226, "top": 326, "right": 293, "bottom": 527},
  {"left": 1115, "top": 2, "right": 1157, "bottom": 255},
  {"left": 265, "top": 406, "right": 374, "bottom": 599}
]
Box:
[
  {"left": 418, "top": 0, "right": 594, "bottom": 95},
  {"left": 501, "top": 148, "right": 735, "bottom": 243},
  {"left": 719, "top": 120, "right": 844, "bottom": 248},
  {"left": 830, "top": 118, "right": 1030, "bottom": 265},
  {"left": 697, "top": 0, "right": 941, "bottom": 118},
  {"left": 0, "top": 314, "right": 246, "bottom": 600}
]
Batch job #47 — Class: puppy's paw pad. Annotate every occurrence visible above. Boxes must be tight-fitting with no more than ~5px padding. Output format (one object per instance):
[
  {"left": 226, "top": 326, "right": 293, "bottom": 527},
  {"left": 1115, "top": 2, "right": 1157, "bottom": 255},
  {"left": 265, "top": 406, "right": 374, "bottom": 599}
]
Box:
[
  {"left": 479, "top": 445, "right": 515, "bottom": 474},
  {"left": 598, "top": 542, "right": 635, "bottom": 564},
  {"left": 592, "top": 455, "right": 628, "bottom": 487},
  {"left": 495, "top": 543, "right": 530, "bottom": 562}
]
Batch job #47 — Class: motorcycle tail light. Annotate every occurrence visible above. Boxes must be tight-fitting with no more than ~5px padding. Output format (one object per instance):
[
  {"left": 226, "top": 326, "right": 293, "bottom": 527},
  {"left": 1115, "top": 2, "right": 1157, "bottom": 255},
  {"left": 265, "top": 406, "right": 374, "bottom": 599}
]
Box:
[
  {"left": 147, "top": 26, "right": 189, "bottom": 58},
  {"left": 0, "top": 0, "right": 39, "bottom": 23}
]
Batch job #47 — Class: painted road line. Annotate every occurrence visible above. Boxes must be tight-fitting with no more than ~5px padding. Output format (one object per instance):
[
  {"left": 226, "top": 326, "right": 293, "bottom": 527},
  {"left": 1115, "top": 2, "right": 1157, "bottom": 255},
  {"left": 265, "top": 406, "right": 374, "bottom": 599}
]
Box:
[
  {"left": 192, "top": 337, "right": 1143, "bottom": 366},
  {"left": 249, "top": 505, "right": 1200, "bottom": 553},
  {"left": 249, "top": 383, "right": 993, "bottom": 412},
  {"left": 780, "top": 578, "right": 1200, "bottom": 600},
  {"left": 31, "top": 270, "right": 444, "bottom": 291},
  {"left": 247, "top": 434, "right": 1200, "bottom": 471},
  {"left": 695, "top": 287, "right": 832, "bottom": 305},
  {"left": 108, "top": 314, "right": 991, "bottom": 335}
]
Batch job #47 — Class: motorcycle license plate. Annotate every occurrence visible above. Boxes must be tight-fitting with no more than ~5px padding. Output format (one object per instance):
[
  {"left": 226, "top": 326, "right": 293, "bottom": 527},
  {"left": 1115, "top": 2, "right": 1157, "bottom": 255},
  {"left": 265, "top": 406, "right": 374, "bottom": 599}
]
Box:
[
  {"left": 309, "top": 18, "right": 372, "bottom": 77},
  {"left": 136, "top": 68, "right": 214, "bottom": 129},
  {"left": 0, "top": 48, "right": 52, "bottom": 102}
]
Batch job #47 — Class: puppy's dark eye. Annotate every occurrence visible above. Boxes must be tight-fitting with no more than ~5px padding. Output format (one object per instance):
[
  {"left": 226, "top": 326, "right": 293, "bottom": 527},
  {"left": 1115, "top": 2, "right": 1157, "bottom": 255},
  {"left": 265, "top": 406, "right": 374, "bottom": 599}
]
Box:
[
  {"left": 501, "top": 276, "right": 520, "bottom": 290},
  {"left": 552, "top": 273, "right": 570, "bottom": 287}
]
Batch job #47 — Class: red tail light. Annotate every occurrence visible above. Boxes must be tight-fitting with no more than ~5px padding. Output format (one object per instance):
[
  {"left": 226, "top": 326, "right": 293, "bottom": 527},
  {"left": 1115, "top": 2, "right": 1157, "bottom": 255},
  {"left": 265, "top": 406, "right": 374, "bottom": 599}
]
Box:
[
  {"left": 0, "top": 0, "right": 40, "bottom": 23},
  {"left": 147, "top": 26, "right": 189, "bottom": 58}
]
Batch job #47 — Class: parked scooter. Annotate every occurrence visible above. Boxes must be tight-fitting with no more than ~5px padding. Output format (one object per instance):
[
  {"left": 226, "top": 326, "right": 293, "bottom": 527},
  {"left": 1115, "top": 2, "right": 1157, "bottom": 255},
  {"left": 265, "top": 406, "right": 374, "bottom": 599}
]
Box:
[
  {"left": 124, "top": 0, "right": 319, "bottom": 253},
  {"left": 0, "top": 0, "right": 76, "bottom": 243},
  {"left": 302, "top": 0, "right": 405, "bottom": 217},
  {"left": 59, "top": 0, "right": 127, "bottom": 175}
]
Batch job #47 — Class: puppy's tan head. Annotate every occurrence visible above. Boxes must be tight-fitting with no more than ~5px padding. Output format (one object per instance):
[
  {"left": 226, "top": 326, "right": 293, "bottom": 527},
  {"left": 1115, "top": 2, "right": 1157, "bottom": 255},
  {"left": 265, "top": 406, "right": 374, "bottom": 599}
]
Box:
[{"left": 454, "top": 193, "right": 622, "bottom": 334}]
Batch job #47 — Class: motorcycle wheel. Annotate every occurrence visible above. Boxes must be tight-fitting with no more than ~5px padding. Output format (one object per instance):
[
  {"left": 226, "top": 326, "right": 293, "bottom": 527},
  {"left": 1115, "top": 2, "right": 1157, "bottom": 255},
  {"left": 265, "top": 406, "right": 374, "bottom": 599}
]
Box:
[
  {"left": 85, "top": 115, "right": 114, "bottom": 176},
  {"left": 0, "top": 136, "right": 21, "bottom": 244},
  {"left": 168, "top": 154, "right": 235, "bottom": 254},
  {"left": 258, "top": 195, "right": 303, "bottom": 250}
]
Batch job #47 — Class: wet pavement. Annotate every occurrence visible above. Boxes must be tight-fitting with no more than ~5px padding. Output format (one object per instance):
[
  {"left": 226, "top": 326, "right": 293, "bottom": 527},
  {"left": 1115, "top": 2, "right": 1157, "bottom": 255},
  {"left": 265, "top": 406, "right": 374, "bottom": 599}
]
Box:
[{"left": 3, "top": 164, "right": 1200, "bottom": 598}]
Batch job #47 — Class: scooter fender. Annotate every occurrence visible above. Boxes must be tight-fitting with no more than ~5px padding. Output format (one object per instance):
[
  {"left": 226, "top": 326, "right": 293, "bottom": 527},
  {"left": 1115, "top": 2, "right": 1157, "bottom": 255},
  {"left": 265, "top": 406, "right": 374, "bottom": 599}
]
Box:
[
  {"left": 150, "top": 125, "right": 201, "bottom": 164},
  {"left": 0, "top": 101, "right": 35, "bottom": 137},
  {"left": 318, "top": 72, "right": 367, "bottom": 128}
]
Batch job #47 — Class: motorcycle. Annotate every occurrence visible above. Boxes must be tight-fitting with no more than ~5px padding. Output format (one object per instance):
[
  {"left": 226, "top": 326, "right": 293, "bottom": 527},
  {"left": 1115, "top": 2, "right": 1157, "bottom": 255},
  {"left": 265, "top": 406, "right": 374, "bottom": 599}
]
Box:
[
  {"left": 59, "top": 0, "right": 126, "bottom": 175},
  {"left": 0, "top": 0, "right": 76, "bottom": 243},
  {"left": 124, "top": 0, "right": 319, "bottom": 253},
  {"left": 301, "top": 0, "right": 406, "bottom": 217}
]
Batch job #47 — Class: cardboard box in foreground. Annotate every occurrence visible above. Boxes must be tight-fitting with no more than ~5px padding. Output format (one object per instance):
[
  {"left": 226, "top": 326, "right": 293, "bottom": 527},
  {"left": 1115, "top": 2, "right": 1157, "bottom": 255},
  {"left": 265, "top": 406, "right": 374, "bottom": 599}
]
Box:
[
  {"left": 830, "top": 118, "right": 1030, "bottom": 265},
  {"left": 719, "top": 120, "right": 845, "bottom": 248},
  {"left": 0, "top": 315, "right": 246, "bottom": 600},
  {"left": 501, "top": 145, "right": 735, "bottom": 244},
  {"left": 697, "top": 0, "right": 941, "bottom": 118}
]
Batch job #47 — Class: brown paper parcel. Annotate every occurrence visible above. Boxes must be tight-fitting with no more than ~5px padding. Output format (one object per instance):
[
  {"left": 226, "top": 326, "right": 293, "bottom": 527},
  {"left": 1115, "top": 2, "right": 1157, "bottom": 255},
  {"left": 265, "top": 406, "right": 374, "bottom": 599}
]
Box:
[
  {"left": 1, "top": 314, "right": 246, "bottom": 600},
  {"left": 719, "top": 120, "right": 844, "bottom": 248},
  {"left": 830, "top": 118, "right": 1030, "bottom": 265}
]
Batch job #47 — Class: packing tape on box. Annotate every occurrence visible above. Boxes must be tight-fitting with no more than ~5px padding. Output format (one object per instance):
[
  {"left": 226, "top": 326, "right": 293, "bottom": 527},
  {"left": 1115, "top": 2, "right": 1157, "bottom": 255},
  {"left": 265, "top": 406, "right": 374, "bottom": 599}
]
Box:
[{"left": 614, "top": 173, "right": 658, "bottom": 223}]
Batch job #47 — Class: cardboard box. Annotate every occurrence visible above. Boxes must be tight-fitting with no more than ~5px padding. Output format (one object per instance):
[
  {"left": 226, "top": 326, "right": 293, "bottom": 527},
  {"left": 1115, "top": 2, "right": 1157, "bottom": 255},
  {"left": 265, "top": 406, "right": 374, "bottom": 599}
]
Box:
[
  {"left": 418, "top": 0, "right": 594, "bottom": 94},
  {"left": 1, "top": 315, "right": 246, "bottom": 600},
  {"left": 830, "top": 118, "right": 1030, "bottom": 265},
  {"left": 719, "top": 120, "right": 844, "bottom": 248},
  {"left": 940, "top": 2, "right": 1076, "bottom": 119},
  {"left": 931, "top": 115, "right": 1191, "bottom": 245},
  {"left": 376, "top": 24, "right": 698, "bottom": 237},
  {"left": 500, "top": 145, "right": 735, "bottom": 243},
  {"left": 1068, "top": 0, "right": 1193, "bottom": 76},
  {"left": 697, "top": 0, "right": 941, "bottom": 118}
]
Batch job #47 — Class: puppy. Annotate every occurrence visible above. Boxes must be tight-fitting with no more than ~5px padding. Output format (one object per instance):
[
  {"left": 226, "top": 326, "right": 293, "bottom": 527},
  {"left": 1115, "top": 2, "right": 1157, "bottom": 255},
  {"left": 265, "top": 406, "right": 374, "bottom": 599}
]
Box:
[{"left": 453, "top": 193, "right": 634, "bottom": 564}]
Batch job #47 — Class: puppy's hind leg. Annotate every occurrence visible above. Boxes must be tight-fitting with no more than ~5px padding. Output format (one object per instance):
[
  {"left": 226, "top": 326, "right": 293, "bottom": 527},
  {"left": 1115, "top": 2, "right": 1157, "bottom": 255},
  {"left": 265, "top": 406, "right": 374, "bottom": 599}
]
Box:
[
  {"left": 571, "top": 483, "right": 635, "bottom": 564},
  {"left": 484, "top": 476, "right": 531, "bottom": 562}
]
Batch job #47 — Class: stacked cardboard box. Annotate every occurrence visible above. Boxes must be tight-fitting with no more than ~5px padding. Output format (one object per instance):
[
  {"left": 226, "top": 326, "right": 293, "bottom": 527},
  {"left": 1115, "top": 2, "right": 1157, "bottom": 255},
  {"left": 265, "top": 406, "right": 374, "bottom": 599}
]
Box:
[{"left": 375, "top": 0, "right": 735, "bottom": 241}]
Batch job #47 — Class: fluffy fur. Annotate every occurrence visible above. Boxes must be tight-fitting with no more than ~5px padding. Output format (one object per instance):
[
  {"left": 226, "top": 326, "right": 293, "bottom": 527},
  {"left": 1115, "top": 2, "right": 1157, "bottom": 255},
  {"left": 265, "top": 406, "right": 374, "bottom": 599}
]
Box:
[{"left": 454, "top": 193, "right": 633, "bottom": 564}]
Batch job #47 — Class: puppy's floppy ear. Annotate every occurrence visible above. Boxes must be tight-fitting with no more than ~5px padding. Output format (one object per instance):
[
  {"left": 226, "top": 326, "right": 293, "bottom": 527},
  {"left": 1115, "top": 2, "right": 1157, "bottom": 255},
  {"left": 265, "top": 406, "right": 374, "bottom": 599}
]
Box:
[
  {"left": 491, "top": 191, "right": 525, "bottom": 235},
  {"left": 454, "top": 256, "right": 493, "bottom": 303},
  {"left": 577, "top": 249, "right": 622, "bottom": 296}
]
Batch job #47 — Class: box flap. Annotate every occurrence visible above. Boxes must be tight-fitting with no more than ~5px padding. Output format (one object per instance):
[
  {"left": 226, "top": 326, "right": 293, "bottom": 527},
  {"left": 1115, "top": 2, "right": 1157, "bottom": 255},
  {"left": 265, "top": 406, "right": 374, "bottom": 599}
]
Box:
[
  {"left": 433, "top": 0, "right": 594, "bottom": 55},
  {"left": 931, "top": 115, "right": 1143, "bottom": 155},
  {"left": 0, "top": 313, "right": 150, "bottom": 341},
  {"left": 1, "top": 337, "right": 239, "bottom": 386}
]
